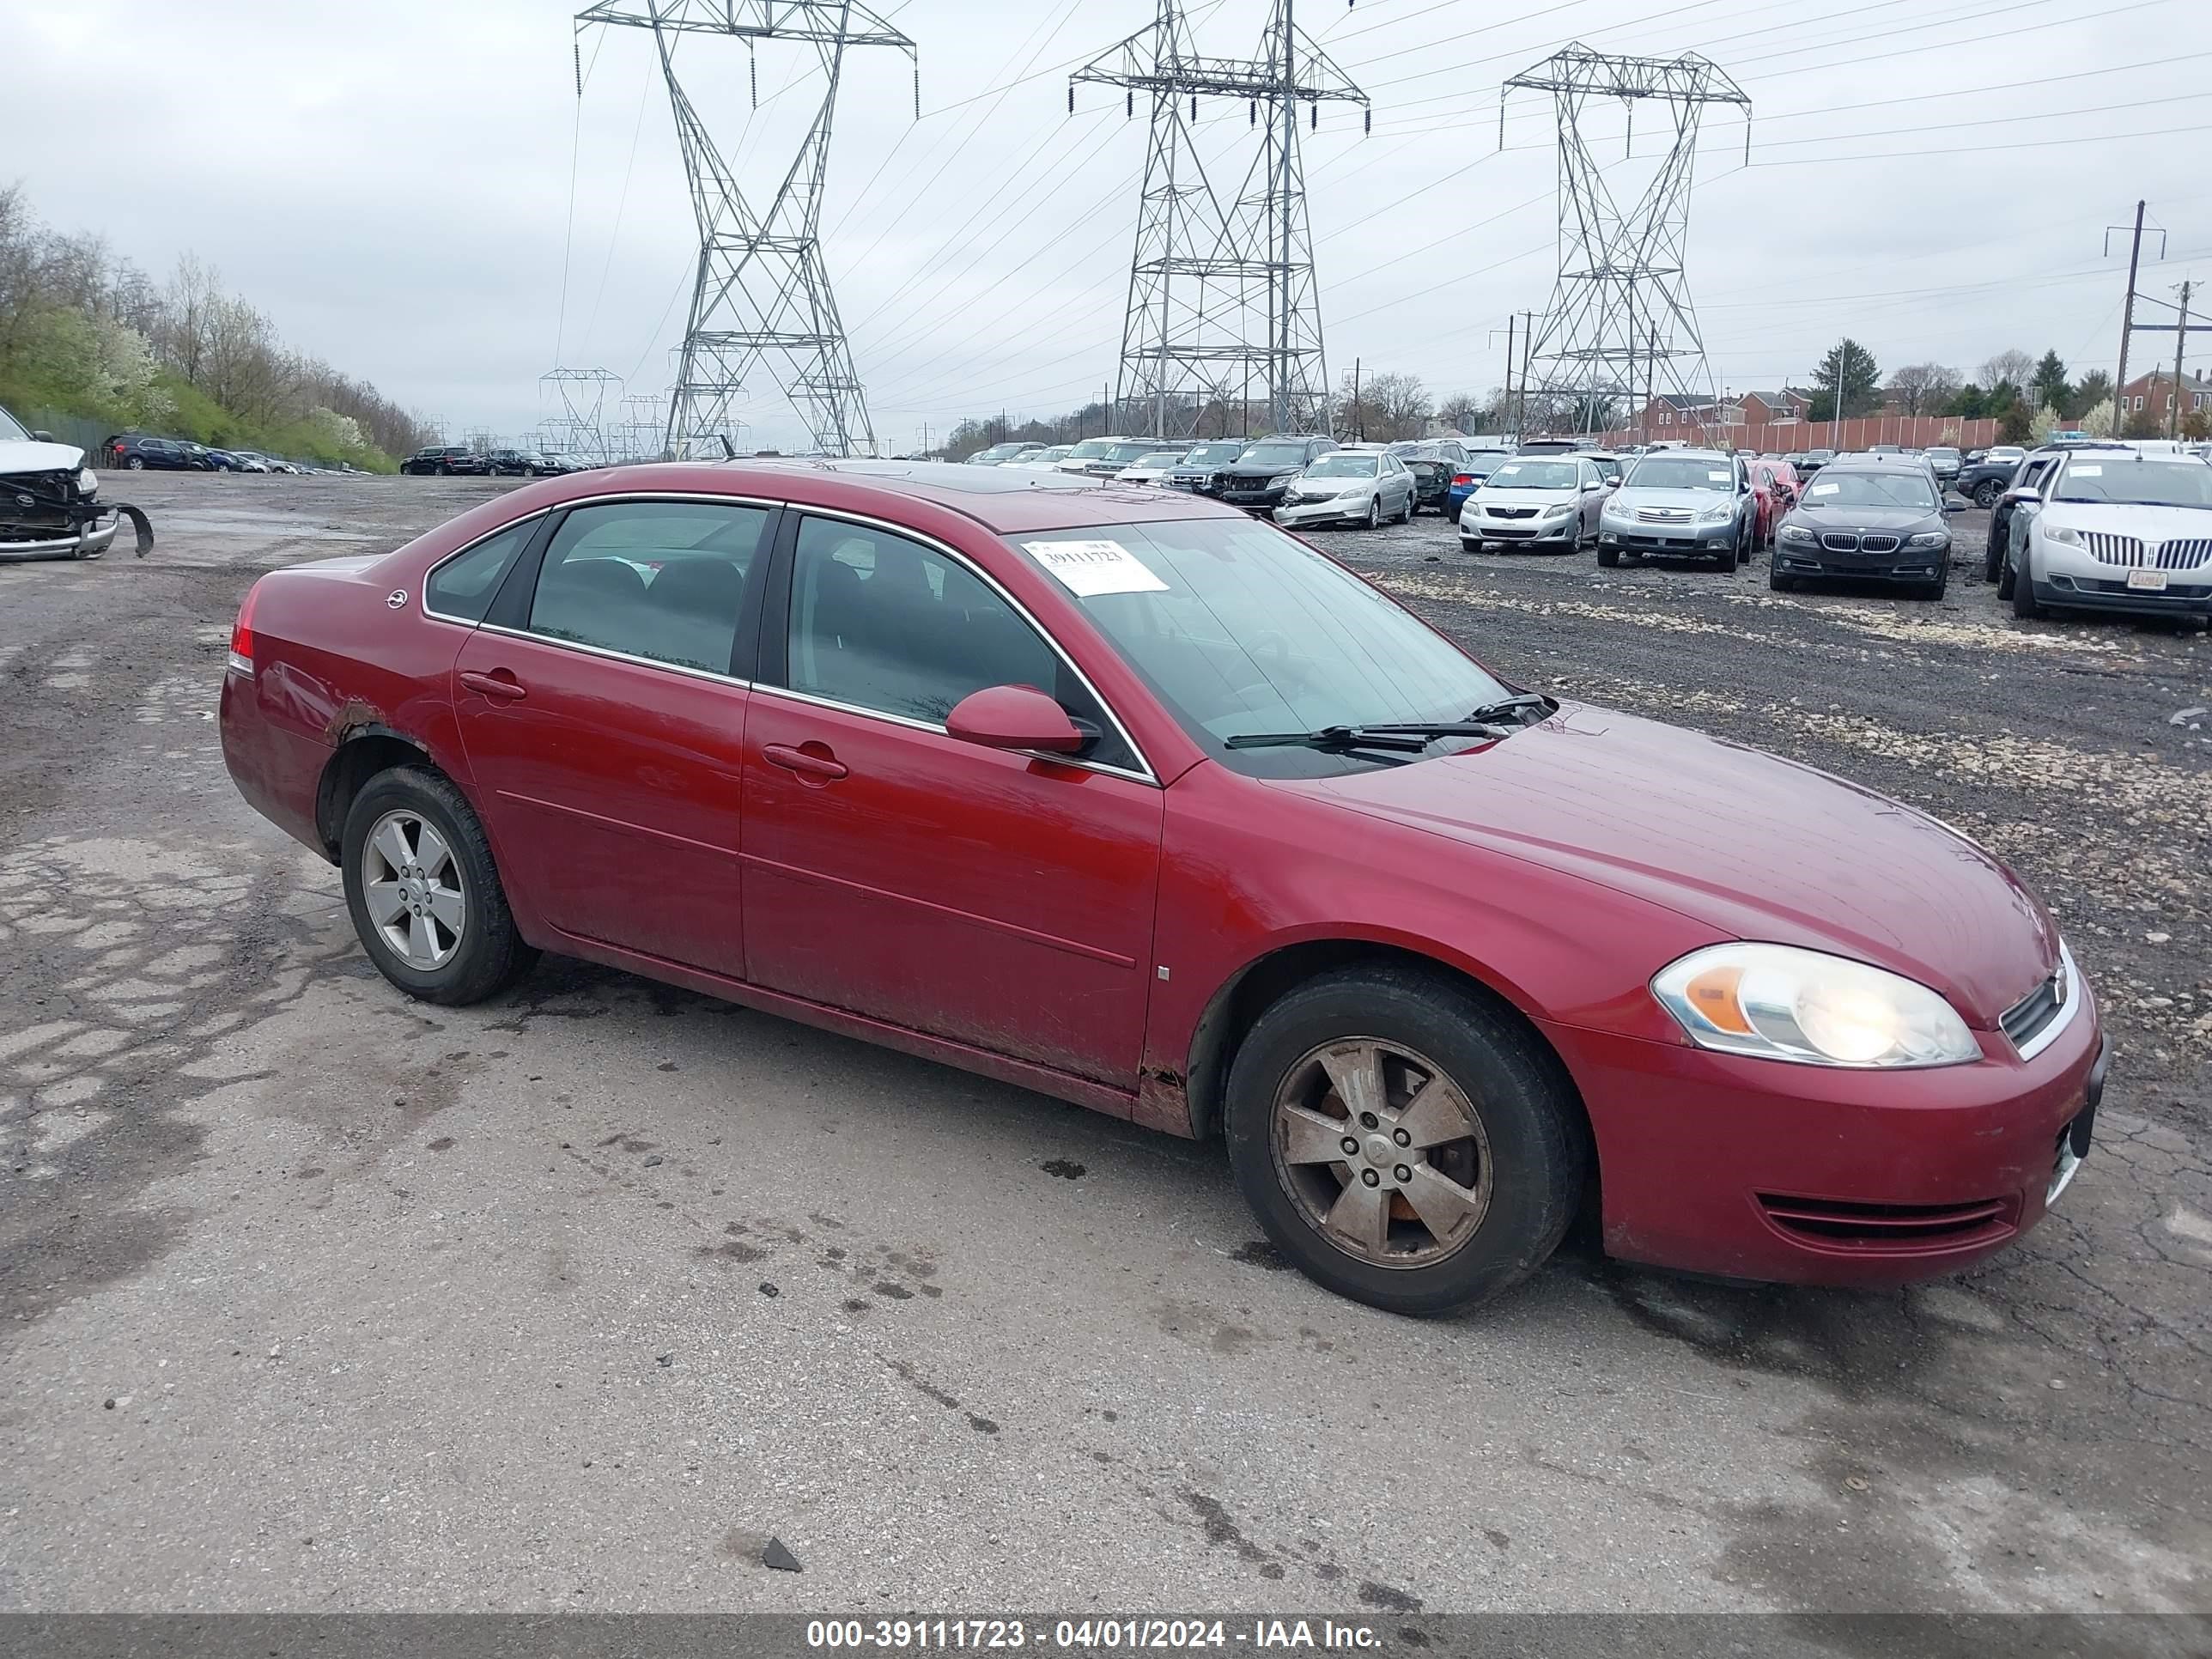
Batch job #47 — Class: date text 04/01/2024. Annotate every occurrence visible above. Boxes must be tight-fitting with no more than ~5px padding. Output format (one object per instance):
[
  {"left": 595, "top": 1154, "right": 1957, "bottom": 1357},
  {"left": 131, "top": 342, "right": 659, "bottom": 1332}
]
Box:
[{"left": 804, "top": 1619, "right": 1384, "bottom": 1650}]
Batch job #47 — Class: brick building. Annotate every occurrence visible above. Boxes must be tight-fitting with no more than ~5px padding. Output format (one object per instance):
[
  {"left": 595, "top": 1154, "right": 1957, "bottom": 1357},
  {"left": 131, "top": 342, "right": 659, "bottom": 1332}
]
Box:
[{"left": 2117, "top": 368, "right": 2212, "bottom": 428}]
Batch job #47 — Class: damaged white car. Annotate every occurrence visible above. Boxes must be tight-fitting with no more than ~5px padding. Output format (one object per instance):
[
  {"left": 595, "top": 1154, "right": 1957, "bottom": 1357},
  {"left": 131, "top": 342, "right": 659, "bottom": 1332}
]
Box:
[{"left": 0, "top": 403, "right": 150, "bottom": 562}]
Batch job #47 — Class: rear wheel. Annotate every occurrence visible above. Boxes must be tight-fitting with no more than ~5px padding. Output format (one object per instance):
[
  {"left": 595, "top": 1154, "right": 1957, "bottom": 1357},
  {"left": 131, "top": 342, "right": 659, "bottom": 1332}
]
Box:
[
  {"left": 342, "top": 766, "right": 535, "bottom": 1006},
  {"left": 1223, "top": 965, "right": 1586, "bottom": 1316},
  {"left": 126, "top": 455, "right": 145, "bottom": 471},
  {"left": 1974, "top": 478, "right": 2004, "bottom": 509},
  {"left": 436, "top": 462, "right": 452, "bottom": 477}
]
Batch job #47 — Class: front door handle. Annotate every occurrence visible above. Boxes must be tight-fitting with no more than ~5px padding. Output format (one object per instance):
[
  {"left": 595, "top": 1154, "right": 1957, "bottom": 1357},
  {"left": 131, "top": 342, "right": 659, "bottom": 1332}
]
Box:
[
  {"left": 459, "top": 670, "right": 527, "bottom": 702},
  {"left": 763, "top": 742, "right": 848, "bottom": 781}
]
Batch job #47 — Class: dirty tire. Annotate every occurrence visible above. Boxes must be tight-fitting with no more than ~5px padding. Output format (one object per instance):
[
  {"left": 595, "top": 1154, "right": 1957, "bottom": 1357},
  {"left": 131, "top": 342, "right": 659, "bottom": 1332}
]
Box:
[
  {"left": 1596, "top": 543, "right": 1619, "bottom": 568},
  {"left": 126, "top": 455, "right": 145, "bottom": 471},
  {"left": 1461, "top": 537, "right": 1481, "bottom": 555},
  {"left": 2011, "top": 559, "right": 2041, "bottom": 618},
  {"left": 1974, "top": 478, "right": 2004, "bottom": 509},
  {"left": 1768, "top": 567, "right": 1794, "bottom": 592},
  {"left": 1224, "top": 964, "right": 1586, "bottom": 1317},
  {"left": 1984, "top": 532, "right": 2006, "bottom": 585},
  {"left": 342, "top": 766, "right": 535, "bottom": 1006}
]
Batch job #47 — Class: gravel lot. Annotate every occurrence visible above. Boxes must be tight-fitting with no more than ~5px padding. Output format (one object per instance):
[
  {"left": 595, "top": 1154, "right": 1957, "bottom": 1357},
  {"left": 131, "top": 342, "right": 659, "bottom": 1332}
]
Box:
[{"left": 1, "top": 473, "right": 2206, "bottom": 1619}]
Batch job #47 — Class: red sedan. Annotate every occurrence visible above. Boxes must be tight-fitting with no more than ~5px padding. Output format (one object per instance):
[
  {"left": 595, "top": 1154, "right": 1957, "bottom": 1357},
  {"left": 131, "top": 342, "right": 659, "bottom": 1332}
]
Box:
[
  {"left": 219, "top": 461, "right": 2104, "bottom": 1315},
  {"left": 1748, "top": 459, "right": 1800, "bottom": 549}
]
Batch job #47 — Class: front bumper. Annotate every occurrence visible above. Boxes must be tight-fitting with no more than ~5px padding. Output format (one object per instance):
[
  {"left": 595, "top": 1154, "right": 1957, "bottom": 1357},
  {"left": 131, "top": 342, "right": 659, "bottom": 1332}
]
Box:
[
  {"left": 1600, "top": 520, "right": 1736, "bottom": 554},
  {"left": 1273, "top": 495, "right": 1367, "bottom": 527},
  {"left": 0, "top": 511, "right": 119, "bottom": 562},
  {"left": 1462, "top": 511, "right": 1577, "bottom": 544},
  {"left": 1774, "top": 538, "right": 1948, "bottom": 581},
  {"left": 2033, "top": 544, "right": 2212, "bottom": 616},
  {"left": 1543, "top": 985, "right": 2105, "bottom": 1286}
]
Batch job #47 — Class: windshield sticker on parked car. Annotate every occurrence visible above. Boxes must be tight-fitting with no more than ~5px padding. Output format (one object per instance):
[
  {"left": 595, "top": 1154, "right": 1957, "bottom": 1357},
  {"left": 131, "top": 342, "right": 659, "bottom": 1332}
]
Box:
[
  {"left": 1021, "top": 538, "right": 1170, "bottom": 598},
  {"left": 1809, "top": 482, "right": 1839, "bottom": 495},
  {"left": 2070, "top": 465, "right": 2103, "bottom": 476},
  {"left": 1708, "top": 471, "right": 1730, "bottom": 483}
]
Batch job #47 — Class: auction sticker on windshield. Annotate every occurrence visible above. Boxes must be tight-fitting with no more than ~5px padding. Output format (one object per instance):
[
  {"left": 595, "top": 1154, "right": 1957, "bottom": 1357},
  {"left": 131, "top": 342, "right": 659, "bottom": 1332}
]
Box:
[
  {"left": 1023, "top": 538, "right": 1170, "bottom": 598},
  {"left": 1810, "top": 482, "right": 1839, "bottom": 495}
]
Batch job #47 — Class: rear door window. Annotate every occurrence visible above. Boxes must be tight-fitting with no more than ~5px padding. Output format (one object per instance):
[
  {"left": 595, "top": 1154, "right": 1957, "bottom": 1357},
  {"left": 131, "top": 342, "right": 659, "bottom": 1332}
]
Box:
[{"left": 525, "top": 500, "right": 771, "bottom": 675}]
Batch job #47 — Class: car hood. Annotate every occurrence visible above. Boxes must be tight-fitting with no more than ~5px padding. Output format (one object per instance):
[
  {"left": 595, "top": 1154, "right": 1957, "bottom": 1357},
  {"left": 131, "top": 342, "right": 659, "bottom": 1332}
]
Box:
[
  {"left": 1473, "top": 485, "right": 1577, "bottom": 508},
  {"left": 1787, "top": 503, "right": 1941, "bottom": 530},
  {"left": 1611, "top": 487, "right": 1734, "bottom": 513},
  {"left": 0, "top": 439, "right": 87, "bottom": 475},
  {"left": 2042, "top": 501, "right": 2212, "bottom": 543},
  {"left": 1282, "top": 702, "right": 2056, "bottom": 1025}
]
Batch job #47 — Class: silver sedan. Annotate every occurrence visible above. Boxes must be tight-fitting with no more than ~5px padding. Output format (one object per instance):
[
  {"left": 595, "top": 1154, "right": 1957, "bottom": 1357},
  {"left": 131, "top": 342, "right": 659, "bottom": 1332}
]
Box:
[{"left": 1273, "top": 451, "right": 1418, "bottom": 530}]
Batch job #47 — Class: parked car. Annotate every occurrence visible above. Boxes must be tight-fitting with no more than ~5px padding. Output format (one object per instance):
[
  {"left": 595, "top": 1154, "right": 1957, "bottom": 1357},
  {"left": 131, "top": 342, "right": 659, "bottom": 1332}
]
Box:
[
  {"left": 1210, "top": 434, "right": 1340, "bottom": 513},
  {"left": 1052, "top": 437, "right": 1129, "bottom": 475},
  {"left": 1568, "top": 450, "right": 1625, "bottom": 489},
  {"left": 402, "top": 445, "right": 490, "bottom": 477},
  {"left": 965, "top": 442, "right": 1030, "bottom": 466},
  {"left": 3, "top": 400, "right": 125, "bottom": 560},
  {"left": 1955, "top": 453, "right": 2026, "bottom": 510},
  {"left": 225, "top": 451, "right": 273, "bottom": 473},
  {"left": 1924, "top": 446, "right": 1964, "bottom": 487},
  {"left": 1797, "top": 448, "right": 1836, "bottom": 477},
  {"left": 1745, "top": 458, "right": 1798, "bottom": 549},
  {"left": 203, "top": 448, "right": 248, "bottom": 472},
  {"left": 486, "top": 447, "right": 562, "bottom": 477},
  {"left": 217, "top": 459, "right": 2103, "bottom": 1314},
  {"left": 1770, "top": 457, "right": 1965, "bottom": 599},
  {"left": 1163, "top": 440, "right": 1250, "bottom": 496},
  {"left": 1998, "top": 448, "right": 2212, "bottom": 623},
  {"left": 1459, "top": 454, "right": 1607, "bottom": 553},
  {"left": 1273, "top": 449, "right": 1417, "bottom": 530},
  {"left": 1596, "top": 449, "right": 1756, "bottom": 570},
  {"left": 1443, "top": 449, "right": 1514, "bottom": 520},
  {"left": 1015, "top": 445, "right": 1075, "bottom": 468},
  {"left": 1115, "top": 447, "right": 1198, "bottom": 486},
  {"left": 1388, "top": 440, "right": 1470, "bottom": 515},
  {"left": 1980, "top": 442, "right": 2133, "bottom": 580},
  {"left": 105, "top": 434, "right": 211, "bottom": 471}
]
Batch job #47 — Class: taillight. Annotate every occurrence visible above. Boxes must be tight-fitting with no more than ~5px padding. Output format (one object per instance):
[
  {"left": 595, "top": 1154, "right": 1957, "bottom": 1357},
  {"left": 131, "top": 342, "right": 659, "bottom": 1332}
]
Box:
[
  {"left": 228, "top": 580, "right": 261, "bottom": 678},
  {"left": 1451, "top": 473, "right": 1473, "bottom": 486}
]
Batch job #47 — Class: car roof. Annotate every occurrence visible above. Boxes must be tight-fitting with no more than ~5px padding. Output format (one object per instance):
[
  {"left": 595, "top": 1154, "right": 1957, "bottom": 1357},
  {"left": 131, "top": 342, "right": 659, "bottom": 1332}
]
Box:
[
  {"left": 557, "top": 458, "right": 1249, "bottom": 534},
  {"left": 1631, "top": 447, "right": 1732, "bottom": 462},
  {"left": 1815, "top": 456, "right": 1930, "bottom": 474}
]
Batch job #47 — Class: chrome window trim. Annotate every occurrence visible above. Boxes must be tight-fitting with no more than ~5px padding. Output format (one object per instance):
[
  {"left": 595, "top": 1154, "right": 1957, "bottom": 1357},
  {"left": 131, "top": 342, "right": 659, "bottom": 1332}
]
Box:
[
  {"left": 2011, "top": 940, "right": 2083, "bottom": 1063},
  {"left": 781, "top": 503, "right": 1160, "bottom": 787},
  {"left": 473, "top": 620, "right": 754, "bottom": 692},
  {"left": 418, "top": 507, "right": 553, "bottom": 628}
]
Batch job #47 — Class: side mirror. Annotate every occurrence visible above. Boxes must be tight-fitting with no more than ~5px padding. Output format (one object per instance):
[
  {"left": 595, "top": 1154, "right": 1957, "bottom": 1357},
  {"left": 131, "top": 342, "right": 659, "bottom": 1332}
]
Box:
[
  {"left": 30, "top": 429, "right": 53, "bottom": 442},
  {"left": 1944, "top": 500, "right": 1966, "bottom": 514},
  {"left": 2009, "top": 487, "right": 2043, "bottom": 506},
  {"left": 945, "top": 684, "right": 1086, "bottom": 756}
]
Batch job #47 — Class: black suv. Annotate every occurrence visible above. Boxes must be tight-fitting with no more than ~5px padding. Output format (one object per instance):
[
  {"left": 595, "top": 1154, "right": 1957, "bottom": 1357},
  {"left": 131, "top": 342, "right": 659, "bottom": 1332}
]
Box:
[
  {"left": 401, "top": 445, "right": 490, "bottom": 477},
  {"left": 484, "top": 447, "right": 567, "bottom": 477},
  {"left": 105, "top": 434, "right": 213, "bottom": 471},
  {"left": 1210, "top": 434, "right": 1340, "bottom": 512}
]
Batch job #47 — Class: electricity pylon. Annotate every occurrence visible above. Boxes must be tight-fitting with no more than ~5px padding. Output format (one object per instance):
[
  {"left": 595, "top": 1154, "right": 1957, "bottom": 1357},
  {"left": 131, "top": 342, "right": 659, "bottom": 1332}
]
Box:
[
  {"left": 1502, "top": 46, "right": 1749, "bottom": 439},
  {"left": 1073, "top": 0, "right": 1366, "bottom": 439},
  {"left": 576, "top": 0, "right": 915, "bottom": 458}
]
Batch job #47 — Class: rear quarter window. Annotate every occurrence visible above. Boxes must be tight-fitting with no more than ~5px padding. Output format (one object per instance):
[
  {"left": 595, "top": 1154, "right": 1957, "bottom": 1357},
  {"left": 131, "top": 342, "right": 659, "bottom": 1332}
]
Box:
[{"left": 425, "top": 520, "right": 536, "bottom": 623}]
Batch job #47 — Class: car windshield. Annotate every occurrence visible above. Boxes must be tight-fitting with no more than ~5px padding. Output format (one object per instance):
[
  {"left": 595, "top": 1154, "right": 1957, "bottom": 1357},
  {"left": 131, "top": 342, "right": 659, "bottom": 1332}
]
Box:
[
  {"left": 1240, "top": 443, "right": 1311, "bottom": 466},
  {"left": 1626, "top": 457, "right": 1734, "bottom": 491},
  {"left": 1304, "top": 454, "right": 1378, "bottom": 477},
  {"left": 1484, "top": 460, "right": 1579, "bottom": 490},
  {"left": 2054, "top": 459, "right": 2212, "bottom": 507},
  {"left": 1799, "top": 471, "right": 1939, "bottom": 510},
  {"left": 1929, "top": 448, "right": 1960, "bottom": 459},
  {"left": 1006, "top": 516, "right": 1510, "bottom": 778},
  {"left": 1066, "top": 440, "right": 1115, "bottom": 459},
  {"left": 1103, "top": 441, "right": 1156, "bottom": 463},
  {"left": 1132, "top": 450, "right": 1186, "bottom": 467},
  {"left": 0, "top": 405, "right": 30, "bottom": 442},
  {"left": 1805, "top": 450, "right": 1834, "bottom": 462},
  {"left": 1463, "top": 455, "right": 1507, "bottom": 477},
  {"left": 1183, "top": 443, "right": 1243, "bottom": 465}
]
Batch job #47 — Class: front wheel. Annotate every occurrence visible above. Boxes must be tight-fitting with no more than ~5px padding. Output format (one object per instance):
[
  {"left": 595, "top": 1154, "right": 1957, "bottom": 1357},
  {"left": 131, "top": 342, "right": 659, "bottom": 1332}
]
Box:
[
  {"left": 1769, "top": 567, "right": 1795, "bottom": 592},
  {"left": 1460, "top": 537, "right": 1480, "bottom": 554},
  {"left": 1224, "top": 965, "right": 1587, "bottom": 1317},
  {"left": 342, "top": 766, "right": 535, "bottom": 1006},
  {"left": 1974, "top": 479, "right": 2004, "bottom": 509},
  {"left": 1364, "top": 495, "right": 1382, "bottom": 530},
  {"left": 1596, "top": 543, "right": 1619, "bottom": 568}
]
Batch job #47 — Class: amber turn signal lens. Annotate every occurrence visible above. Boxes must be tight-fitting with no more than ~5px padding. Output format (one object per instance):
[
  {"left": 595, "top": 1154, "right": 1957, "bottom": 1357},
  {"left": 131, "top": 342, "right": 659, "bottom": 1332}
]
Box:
[{"left": 1683, "top": 964, "right": 1754, "bottom": 1035}]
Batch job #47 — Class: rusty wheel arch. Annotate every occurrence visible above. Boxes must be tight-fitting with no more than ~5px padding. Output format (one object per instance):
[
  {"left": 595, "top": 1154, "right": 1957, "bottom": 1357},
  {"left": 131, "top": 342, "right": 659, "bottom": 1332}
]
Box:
[{"left": 314, "top": 726, "right": 440, "bottom": 863}]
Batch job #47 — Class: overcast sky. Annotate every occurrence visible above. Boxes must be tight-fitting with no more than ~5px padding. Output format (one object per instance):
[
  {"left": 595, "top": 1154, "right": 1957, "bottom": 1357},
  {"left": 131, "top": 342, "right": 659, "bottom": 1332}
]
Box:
[{"left": 10, "top": 0, "right": 2211, "bottom": 452}]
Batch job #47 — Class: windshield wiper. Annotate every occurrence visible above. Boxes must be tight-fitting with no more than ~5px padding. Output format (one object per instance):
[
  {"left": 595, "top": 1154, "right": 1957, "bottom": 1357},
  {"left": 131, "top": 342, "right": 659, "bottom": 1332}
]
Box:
[
  {"left": 1224, "top": 720, "right": 1513, "bottom": 753},
  {"left": 1460, "top": 693, "right": 1557, "bottom": 725}
]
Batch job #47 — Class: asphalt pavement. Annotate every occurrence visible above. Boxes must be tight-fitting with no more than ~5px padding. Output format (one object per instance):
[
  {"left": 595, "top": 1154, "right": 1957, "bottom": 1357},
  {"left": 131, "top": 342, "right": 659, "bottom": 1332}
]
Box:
[{"left": 0, "top": 473, "right": 2205, "bottom": 1618}]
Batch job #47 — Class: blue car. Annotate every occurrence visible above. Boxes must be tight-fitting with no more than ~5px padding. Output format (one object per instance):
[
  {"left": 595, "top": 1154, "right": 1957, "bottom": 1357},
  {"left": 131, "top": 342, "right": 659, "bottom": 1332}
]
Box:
[{"left": 1444, "top": 450, "right": 1512, "bottom": 520}]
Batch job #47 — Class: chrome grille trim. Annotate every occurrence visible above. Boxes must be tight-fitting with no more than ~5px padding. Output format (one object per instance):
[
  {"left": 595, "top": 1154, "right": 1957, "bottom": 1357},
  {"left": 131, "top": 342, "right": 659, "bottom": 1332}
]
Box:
[
  {"left": 1820, "top": 532, "right": 1860, "bottom": 552},
  {"left": 2156, "top": 537, "right": 2212, "bottom": 570},
  {"left": 1858, "top": 532, "right": 1900, "bottom": 554},
  {"left": 2005, "top": 942, "right": 2083, "bottom": 1062},
  {"left": 2081, "top": 532, "right": 2145, "bottom": 566}
]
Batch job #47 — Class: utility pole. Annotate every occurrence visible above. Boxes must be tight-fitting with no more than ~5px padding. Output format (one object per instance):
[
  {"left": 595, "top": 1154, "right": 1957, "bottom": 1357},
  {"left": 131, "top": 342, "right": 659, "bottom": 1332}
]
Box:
[
  {"left": 1516, "top": 309, "right": 1534, "bottom": 438},
  {"left": 1351, "top": 356, "right": 1361, "bottom": 440},
  {"left": 2172, "top": 280, "right": 2192, "bottom": 441},
  {"left": 1502, "top": 313, "right": 1516, "bottom": 434},
  {"left": 2105, "top": 201, "right": 2164, "bottom": 434}
]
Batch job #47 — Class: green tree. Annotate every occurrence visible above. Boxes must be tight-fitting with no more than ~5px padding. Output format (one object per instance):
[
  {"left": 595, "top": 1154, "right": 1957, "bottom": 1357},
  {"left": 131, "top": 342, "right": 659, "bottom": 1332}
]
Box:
[
  {"left": 1998, "top": 403, "right": 2034, "bottom": 444},
  {"left": 1808, "top": 338, "right": 1882, "bottom": 420},
  {"left": 1946, "top": 385, "right": 1988, "bottom": 419},
  {"left": 2031, "top": 350, "right": 2069, "bottom": 413},
  {"left": 2066, "top": 369, "right": 2112, "bottom": 422}
]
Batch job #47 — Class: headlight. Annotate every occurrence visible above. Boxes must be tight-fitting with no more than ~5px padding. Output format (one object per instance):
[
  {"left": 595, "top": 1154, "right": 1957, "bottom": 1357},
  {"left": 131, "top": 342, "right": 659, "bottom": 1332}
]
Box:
[
  {"left": 77, "top": 467, "right": 99, "bottom": 497},
  {"left": 1778, "top": 523, "right": 1815, "bottom": 545},
  {"left": 1541, "top": 501, "right": 1576, "bottom": 519},
  {"left": 2043, "top": 525, "right": 2081, "bottom": 546},
  {"left": 1651, "top": 943, "right": 1979, "bottom": 1068},
  {"left": 1601, "top": 500, "right": 1632, "bottom": 522},
  {"left": 1698, "top": 503, "right": 1735, "bottom": 523},
  {"left": 1905, "top": 531, "right": 1948, "bottom": 549}
]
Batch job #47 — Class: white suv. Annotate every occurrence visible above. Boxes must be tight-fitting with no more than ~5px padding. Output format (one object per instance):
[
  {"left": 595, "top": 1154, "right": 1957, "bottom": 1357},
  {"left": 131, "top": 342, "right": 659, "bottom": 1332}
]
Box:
[{"left": 2002, "top": 449, "right": 2212, "bottom": 623}]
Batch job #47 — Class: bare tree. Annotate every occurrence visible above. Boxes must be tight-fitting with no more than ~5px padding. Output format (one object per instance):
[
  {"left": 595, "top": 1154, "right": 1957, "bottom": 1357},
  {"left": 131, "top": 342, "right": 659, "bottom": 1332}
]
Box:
[
  {"left": 1975, "top": 349, "right": 2036, "bottom": 392},
  {"left": 1887, "top": 362, "right": 1960, "bottom": 416}
]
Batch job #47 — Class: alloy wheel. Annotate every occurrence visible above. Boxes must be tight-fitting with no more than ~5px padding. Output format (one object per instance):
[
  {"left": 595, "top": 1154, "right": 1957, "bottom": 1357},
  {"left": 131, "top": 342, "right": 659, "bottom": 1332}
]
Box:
[
  {"left": 362, "top": 810, "right": 466, "bottom": 969},
  {"left": 1270, "top": 1037, "right": 1493, "bottom": 1268}
]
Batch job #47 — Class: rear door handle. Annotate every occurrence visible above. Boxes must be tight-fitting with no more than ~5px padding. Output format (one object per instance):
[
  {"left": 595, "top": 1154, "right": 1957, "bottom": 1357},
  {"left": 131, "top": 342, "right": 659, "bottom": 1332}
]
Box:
[
  {"left": 763, "top": 742, "right": 848, "bottom": 781},
  {"left": 459, "top": 670, "right": 527, "bottom": 702}
]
